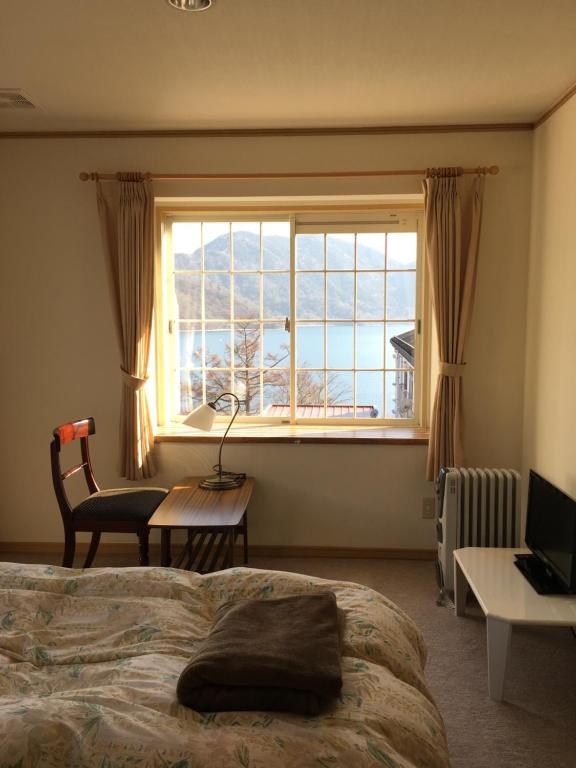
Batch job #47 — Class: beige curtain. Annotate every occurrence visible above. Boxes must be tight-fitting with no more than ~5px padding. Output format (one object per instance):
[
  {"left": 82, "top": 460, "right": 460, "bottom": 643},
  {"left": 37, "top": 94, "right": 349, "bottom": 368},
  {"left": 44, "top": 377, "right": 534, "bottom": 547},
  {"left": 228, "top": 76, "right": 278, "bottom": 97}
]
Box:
[
  {"left": 423, "top": 168, "right": 485, "bottom": 481},
  {"left": 96, "top": 173, "right": 157, "bottom": 480}
]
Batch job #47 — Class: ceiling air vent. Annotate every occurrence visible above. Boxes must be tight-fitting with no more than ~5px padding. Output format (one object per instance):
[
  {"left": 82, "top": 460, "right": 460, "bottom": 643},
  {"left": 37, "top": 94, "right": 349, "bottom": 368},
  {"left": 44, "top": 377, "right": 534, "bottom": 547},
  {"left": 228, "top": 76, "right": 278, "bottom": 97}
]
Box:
[{"left": 0, "top": 89, "right": 36, "bottom": 110}]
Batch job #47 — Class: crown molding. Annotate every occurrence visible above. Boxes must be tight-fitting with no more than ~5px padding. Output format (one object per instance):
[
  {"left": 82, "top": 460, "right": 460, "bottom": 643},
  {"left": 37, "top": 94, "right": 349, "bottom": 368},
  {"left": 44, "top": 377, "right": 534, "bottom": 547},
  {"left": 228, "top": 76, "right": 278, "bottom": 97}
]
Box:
[
  {"left": 534, "top": 80, "right": 576, "bottom": 128},
  {"left": 0, "top": 122, "right": 533, "bottom": 140},
  {"left": 2, "top": 81, "right": 576, "bottom": 138}
]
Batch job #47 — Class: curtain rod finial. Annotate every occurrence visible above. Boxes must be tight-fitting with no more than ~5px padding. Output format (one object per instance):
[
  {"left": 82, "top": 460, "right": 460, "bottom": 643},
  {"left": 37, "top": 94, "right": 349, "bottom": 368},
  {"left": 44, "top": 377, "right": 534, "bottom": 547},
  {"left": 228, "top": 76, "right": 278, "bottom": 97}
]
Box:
[
  {"left": 79, "top": 172, "right": 90, "bottom": 181},
  {"left": 488, "top": 165, "right": 499, "bottom": 175}
]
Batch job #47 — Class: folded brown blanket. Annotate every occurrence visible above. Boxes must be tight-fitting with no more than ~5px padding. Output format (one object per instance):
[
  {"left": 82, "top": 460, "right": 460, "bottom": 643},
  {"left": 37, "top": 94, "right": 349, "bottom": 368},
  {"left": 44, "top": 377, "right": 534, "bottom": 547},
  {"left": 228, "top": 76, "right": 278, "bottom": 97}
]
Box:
[{"left": 177, "top": 592, "right": 343, "bottom": 715}]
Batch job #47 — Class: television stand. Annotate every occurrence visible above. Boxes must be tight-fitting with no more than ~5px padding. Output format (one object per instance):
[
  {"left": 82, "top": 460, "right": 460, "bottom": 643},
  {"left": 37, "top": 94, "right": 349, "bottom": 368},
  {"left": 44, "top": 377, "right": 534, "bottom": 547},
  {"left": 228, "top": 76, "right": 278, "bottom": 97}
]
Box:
[
  {"left": 454, "top": 548, "right": 576, "bottom": 701},
  {"left": 514, "top": 553, "right": 569, "bottom": 595}
]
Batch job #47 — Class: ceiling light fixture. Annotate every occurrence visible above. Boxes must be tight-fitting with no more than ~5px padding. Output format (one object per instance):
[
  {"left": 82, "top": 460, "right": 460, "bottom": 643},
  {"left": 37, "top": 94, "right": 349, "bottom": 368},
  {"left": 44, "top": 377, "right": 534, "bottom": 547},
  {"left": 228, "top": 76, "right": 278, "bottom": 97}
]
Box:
[{"left": 167, "top": 0, "right": 212, "bottom": 10}]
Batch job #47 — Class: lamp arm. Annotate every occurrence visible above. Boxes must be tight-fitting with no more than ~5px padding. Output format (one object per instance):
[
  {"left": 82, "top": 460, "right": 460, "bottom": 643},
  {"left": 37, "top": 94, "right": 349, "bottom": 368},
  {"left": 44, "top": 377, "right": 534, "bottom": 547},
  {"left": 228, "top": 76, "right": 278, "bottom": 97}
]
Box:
[{"left": 211, "top": 392, "right": 241, "bottom": 477}]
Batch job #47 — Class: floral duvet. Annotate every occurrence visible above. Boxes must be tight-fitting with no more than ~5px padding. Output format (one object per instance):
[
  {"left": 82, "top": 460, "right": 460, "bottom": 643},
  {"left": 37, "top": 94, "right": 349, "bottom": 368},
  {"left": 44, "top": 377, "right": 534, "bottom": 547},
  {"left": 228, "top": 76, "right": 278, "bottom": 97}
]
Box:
[{"left": 0, "top": 562, "right": 449, "bottom": 768}]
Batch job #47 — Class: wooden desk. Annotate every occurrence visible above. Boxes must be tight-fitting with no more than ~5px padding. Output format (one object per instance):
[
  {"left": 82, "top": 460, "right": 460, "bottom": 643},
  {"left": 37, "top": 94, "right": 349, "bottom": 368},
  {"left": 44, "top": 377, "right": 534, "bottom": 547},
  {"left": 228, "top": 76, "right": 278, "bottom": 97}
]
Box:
[{"left": 148, "top": 476, "right": 254, "bottom": 572}]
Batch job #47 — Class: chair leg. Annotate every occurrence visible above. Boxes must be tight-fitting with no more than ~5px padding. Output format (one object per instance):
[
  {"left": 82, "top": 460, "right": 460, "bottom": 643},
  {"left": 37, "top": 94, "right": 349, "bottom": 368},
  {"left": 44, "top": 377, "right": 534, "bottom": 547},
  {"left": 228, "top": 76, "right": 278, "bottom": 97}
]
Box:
[
  {"left": 83, "top": 532, "right": 101, "bottom": 568},
  {"left": 138, "top": 529, "right": 150, "bottom": 567},
  {"left": 62, "top": 529, "right": 76, "bottom": 568}
]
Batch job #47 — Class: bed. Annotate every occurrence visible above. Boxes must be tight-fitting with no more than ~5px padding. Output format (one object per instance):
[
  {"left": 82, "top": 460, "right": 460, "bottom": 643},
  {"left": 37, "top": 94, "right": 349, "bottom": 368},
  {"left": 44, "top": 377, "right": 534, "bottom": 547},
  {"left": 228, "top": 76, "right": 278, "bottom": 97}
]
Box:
[{"left": 0, "top": 562, "right": 449, "bottom": 768}]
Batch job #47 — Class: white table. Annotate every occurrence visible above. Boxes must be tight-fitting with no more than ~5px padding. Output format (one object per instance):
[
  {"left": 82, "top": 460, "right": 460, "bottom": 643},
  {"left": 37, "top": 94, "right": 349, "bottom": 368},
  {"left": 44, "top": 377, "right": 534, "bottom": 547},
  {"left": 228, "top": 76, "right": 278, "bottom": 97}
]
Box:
[{"left": 454, "top": 547, "right": 576, "bottom": 701}]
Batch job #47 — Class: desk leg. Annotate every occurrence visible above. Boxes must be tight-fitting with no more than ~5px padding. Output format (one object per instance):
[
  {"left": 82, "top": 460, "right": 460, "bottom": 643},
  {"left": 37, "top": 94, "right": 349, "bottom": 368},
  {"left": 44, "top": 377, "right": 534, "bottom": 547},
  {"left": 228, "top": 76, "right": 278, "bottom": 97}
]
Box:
[
  {"left": 160, "top": 529, "right": 172, "bottom": 567},
  {"left": 487, "top": 617, "right": 512, "bottom": 702},
  {"left": 243, "top": 511, "right": 248, "bottom": 565},
  {"left": 454, "top": 557, "right": 468, "bottom": 617},
  {"left": 228, "top": 529, "right": 234, "bottom": 568}
]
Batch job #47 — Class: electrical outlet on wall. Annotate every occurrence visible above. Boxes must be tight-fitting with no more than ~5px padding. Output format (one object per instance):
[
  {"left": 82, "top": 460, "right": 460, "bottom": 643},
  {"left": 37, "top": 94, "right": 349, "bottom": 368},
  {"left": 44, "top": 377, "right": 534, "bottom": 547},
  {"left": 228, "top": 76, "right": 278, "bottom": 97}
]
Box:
[{"left": 422, "top": 497, "right": 436, "bottom": 519}]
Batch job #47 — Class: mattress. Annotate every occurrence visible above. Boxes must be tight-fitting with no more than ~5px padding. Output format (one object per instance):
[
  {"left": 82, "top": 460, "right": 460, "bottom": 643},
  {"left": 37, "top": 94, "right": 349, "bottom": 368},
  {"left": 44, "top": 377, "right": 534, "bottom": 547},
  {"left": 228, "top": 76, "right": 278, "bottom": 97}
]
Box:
[{"left": 0, "top": 562, "right": 449, "bottom": 767}]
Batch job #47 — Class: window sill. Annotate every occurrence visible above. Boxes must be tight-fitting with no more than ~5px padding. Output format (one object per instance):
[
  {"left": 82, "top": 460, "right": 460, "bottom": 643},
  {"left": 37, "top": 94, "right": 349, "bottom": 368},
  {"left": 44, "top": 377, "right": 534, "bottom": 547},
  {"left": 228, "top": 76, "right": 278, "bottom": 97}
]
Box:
[{"left": 155, "top": 424, "right": 429, "bottom": 445}]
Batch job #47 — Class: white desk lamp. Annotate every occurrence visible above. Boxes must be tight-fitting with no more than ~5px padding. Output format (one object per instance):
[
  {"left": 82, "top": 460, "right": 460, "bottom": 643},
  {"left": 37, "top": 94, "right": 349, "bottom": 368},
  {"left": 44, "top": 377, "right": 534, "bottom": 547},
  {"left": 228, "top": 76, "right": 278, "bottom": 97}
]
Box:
[{"left": 183, "top": 392, "right": 246, "bottom": 490}]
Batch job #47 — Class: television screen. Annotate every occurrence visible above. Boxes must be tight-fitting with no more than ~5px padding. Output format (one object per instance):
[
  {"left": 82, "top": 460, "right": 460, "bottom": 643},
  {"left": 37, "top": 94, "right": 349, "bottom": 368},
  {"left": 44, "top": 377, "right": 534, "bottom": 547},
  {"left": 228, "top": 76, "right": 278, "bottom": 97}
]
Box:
[{"left": 525, "top": 470, "right": 576, "bottom": 590}]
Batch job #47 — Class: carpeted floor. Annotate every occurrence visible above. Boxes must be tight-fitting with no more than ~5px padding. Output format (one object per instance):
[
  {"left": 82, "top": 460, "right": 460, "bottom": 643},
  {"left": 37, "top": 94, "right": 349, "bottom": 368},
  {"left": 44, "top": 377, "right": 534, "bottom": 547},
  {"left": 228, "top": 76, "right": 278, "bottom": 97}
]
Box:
[{"left": 2, "top": 551, "right": 576, "bottom": 768}]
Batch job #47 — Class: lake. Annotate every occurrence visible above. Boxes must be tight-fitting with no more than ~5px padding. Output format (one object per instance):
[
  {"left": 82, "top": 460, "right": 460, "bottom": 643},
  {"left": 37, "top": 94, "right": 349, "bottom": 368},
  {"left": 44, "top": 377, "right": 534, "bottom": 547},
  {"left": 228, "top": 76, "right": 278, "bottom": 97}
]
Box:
[{"left": 178, "top": 321, "right": 414, "bottom": 418}]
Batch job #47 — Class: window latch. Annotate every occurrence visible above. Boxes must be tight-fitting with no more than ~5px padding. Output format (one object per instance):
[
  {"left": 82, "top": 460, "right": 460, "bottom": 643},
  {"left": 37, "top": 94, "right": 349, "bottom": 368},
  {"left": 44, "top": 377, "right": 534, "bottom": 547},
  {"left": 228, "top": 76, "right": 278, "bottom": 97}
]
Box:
[
  {"left": 168, "top": 320, "right": 175, "bottom": 334},
  {"left": 284, "top": 317, "right": 291, "bottom": 332}
]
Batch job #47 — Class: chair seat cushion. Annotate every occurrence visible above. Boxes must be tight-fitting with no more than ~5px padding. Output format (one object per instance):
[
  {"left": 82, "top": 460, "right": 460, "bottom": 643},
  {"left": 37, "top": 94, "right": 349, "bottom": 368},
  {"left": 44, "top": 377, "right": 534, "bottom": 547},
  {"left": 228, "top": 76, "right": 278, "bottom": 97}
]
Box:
[{"left": 73, "top": 488, "right": 168, "bottom": 523}]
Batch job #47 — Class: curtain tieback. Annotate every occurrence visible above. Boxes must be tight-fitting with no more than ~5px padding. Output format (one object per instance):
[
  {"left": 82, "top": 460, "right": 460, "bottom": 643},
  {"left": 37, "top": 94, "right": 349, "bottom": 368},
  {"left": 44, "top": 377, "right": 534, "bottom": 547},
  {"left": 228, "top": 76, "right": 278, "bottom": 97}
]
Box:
[
  {"left": 439, "top": 362, "right": 466, "bottom": 377},
  {"left": 121, "top": 368, "right": 148, "bottom": 391}
]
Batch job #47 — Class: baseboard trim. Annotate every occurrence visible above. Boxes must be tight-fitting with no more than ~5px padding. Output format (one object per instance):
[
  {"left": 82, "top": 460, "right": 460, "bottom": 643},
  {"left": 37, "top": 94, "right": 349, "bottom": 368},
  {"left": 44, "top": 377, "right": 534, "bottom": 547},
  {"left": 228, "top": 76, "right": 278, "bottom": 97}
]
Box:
[
  {"left": 0, "top": 541, "right": 165, "bottom": 555},
  {"left": 0, "top": 541, "right": 436, "bottom": 561},
  {"left": 246, "top": 546, "right": 436, "bottom": 560}
]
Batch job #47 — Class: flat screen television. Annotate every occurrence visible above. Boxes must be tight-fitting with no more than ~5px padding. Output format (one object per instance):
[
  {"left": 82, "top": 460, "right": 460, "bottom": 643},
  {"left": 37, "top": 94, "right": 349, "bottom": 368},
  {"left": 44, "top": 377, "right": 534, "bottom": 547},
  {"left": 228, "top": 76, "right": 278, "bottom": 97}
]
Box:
[{"left": 522, "top": 470, "right": 576, "bottom": 593}]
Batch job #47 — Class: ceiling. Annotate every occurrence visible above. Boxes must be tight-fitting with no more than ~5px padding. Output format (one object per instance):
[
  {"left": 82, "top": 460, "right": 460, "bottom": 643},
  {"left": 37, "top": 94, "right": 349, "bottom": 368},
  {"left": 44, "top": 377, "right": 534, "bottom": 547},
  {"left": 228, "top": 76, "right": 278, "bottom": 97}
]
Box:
[{"left": 1, "top": 0, "right": 576, "bottom": 133}]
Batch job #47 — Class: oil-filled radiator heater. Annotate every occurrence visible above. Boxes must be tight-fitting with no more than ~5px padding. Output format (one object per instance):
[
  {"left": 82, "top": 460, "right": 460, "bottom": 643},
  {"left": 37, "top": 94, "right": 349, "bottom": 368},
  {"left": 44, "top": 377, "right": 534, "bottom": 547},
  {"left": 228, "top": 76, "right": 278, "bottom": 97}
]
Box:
[{"left": 436, "top": 467, "right": 522, "bottom": 594}]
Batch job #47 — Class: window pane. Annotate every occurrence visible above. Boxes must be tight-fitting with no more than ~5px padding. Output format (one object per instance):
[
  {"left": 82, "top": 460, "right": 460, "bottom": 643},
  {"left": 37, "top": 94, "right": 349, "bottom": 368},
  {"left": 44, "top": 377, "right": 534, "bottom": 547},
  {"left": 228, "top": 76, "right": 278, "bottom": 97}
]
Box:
[
  {"left": 175, "top": 274, "right": 201, "bottom": 319},
  {"left": 178, "top": 370, "right": 202, "bottom": 415},
  {"left": 387, "top": 271, "right": 416, "bottom": 319},
  {"left": 296, "top": 234, "right": 324, "bottom": 270},
  {"left": 356, "top": 323, "right": 384, "bottom": 369},
  {"left": 178, "top": 322, "right": 202, "bottom": 368},
  {"left": 168, "top": 216, "right": 420, "bottom": 424},
  {"left": 327, "top": 323, "right": 353, "bottom": 368},
  {"left": 357, "top": 272, "right": 384, "bottom": 319},
  {"left": 263, "top": 323, "right": 290, "bottom": 367},
  {"left": 386, "top": 370, "right": 414, "bottom": 419},
  {"left": 232, "top": 222, "right": 260, "bottom": 270},
  {"left": 326, "top": 234, "right": 354, "bottom": 269},
  {"left": 262, "top": 369, "right": 290, "bottom": 416},
  {"left": 203, "top": 222, "right": 230, "bottom": 270},
  {"left": 296, "top": 273, "right": 324, "bottom": 320},
  {"left": 357, "top": 233, "right": 385, "bottom": 270},
  {"left": 234, "top": 323, "right": 260, "bottom": 368},
  {"left": 263, "top": 273, "right": 289, "bottom": 319},
  {"left": 173, "top": 222, "right": 202, "bottom": 270},
  {"left": 387, "top": 232, "right": 417, "bottom": 270},
  {"left": 205, "top": 323, "right": 231, "bottom": 367},
  {"left": 327, "top": 372, "right": 354, "bottom": 416},
  {"left": 204, "top": 274, "right": 230, "bottom": 319},
  {"left": 297, "top": 324, "right": 324, "bottom": 368},
  {"left": 234, "top": 273, "right": 260, "bottom": 319},
  {"left": 327, "top": 272, "right": 354, "bottom": 320},
  {"left": 297, "top": 371, "right": 325, "bottom": 415},
  {"left": 263, "top": 221, "right": 290, "bottom": 270},
  {"left": 386, "top": 322, "right": 415, "bottom": 368},
  {"left": 235, "top": 371, "right": 261, "bottom": 415},
  {"left": 356, "top": 371, "right": 383, "bottom": 418},
  {"left": 206, "top": 370, "right": 231, "bottom": 403}
]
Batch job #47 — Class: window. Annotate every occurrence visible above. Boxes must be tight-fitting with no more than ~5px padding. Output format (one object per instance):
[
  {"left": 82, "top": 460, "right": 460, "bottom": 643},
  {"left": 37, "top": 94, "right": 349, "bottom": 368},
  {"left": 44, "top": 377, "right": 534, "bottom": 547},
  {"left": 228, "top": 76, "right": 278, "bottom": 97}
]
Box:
[{"left": 157, "top": 206, "right": 426, "bottom": 426}]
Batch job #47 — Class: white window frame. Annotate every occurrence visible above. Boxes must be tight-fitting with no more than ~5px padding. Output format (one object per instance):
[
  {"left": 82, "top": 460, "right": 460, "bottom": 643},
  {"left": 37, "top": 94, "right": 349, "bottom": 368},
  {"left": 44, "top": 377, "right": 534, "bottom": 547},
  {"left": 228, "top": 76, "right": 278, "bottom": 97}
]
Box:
[{"left": 154, "top": 199, "right": 429, "bottom": 429}]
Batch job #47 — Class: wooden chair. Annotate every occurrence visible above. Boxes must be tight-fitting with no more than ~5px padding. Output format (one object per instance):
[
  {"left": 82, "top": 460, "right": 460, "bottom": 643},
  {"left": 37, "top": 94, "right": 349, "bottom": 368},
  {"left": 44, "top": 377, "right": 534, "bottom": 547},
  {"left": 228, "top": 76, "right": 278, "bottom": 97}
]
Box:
[{"left": 50, "top": 417, "right": 167, "bottom": 568}]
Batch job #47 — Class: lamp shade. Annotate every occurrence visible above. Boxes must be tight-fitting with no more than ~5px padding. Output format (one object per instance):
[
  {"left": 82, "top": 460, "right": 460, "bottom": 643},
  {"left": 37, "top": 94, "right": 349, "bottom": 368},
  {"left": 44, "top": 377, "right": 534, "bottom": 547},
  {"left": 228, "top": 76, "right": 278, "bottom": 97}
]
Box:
[{"left": 183, "top": 403, "right": 216, "bottom": 432}]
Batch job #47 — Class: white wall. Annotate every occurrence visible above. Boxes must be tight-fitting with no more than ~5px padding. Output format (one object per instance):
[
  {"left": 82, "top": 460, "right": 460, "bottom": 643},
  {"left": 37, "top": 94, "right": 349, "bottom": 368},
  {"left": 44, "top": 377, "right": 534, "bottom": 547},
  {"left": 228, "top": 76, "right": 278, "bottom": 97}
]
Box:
[
  {"left": 0, "top": 130, "right": 532, "bottom": 548},
  {"left": 522, "top": 100, "right": 576, "bottom": 501}
]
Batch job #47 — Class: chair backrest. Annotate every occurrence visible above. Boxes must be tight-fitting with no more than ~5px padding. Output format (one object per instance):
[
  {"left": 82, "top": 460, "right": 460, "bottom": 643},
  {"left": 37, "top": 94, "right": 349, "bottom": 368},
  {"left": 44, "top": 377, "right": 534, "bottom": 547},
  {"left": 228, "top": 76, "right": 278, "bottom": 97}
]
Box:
[{"left": 50, "top": 418, "right": 99, "bottom": 523}]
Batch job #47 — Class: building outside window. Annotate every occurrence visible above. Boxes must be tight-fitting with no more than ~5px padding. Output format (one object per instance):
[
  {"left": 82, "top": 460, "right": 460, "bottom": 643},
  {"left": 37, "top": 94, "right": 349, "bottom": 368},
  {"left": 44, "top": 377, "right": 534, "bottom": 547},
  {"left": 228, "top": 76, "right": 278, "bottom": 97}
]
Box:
[{"left": 156, "top": 205, "right": 426, "bottom": 427}]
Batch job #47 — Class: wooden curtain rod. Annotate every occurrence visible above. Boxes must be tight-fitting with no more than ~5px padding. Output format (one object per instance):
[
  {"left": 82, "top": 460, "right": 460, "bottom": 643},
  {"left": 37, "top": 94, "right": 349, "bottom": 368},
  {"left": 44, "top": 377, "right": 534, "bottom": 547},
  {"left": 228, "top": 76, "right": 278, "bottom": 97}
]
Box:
[{"left": 79, "top": 166, "right": 499, "bottom": 182}]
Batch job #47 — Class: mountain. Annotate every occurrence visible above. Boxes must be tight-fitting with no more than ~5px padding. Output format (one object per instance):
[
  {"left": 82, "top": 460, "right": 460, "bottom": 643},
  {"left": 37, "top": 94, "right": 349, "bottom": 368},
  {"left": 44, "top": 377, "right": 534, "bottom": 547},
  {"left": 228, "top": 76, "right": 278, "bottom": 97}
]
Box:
[
  {"left": 174, "top": 231, "right": 289, "bottom": 271},
  {"left": 174, "top": 231, "right": 414, "bottom": 322}
]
